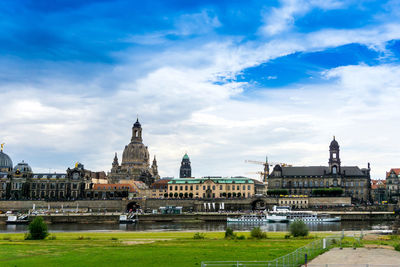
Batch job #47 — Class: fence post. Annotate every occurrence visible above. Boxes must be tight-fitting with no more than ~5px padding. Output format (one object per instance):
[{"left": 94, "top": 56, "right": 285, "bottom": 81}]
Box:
[{"left": 305, "top": 253, "right": 308, "bottom": 267}]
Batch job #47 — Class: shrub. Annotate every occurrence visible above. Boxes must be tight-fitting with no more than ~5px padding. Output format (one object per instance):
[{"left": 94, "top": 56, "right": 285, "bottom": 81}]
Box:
[
  {"left": 25, "top": 217, "right": 48, "bottom": 240},
  {"left": 48, "top": 235, "right": 56, "bottom": 240},
  {"left": 236, "top": 235, "right": 246, "bottom": 240},
  {"left": 250, "top": 227, "right": 267, "bottom": 239},
  {"left": 225, "top": 227, "right": 236, "bottom": 239},
  {"left": 111, "top": 237, "right": 118, "bottom": 240},
  {"left": 394, "top": 243, "right": 400, "bottom": 252},
  {"left": 193, "top": 232, "right": 205, "bottom": 239},
  {"left": 3, "top": 236, "right": 11, "bottom": 241},
  {"left": 284, "top": 234, "right": 291, "bottom": 239},
  {"left": 289, "top": 220, "right": 309, "bottom": 237}
]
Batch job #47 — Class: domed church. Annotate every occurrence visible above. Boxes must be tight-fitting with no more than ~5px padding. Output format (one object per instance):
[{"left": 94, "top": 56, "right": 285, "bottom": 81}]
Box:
[
  {"left": 109, "top": 119, "right": 159, "bottom": 186},
  {"left": 0, "top": 150, "right": 13, "bottom": 173}
]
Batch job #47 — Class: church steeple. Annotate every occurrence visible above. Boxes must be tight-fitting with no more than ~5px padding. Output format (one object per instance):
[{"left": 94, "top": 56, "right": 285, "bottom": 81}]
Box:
[
  {"left": 180, "top": 153, "right": 192, "bottom": 178},
  {"left": 112, "top": 152, "right": 119, "bottom": 168},
  {"left": 151, "top": 155, "right": 158, "bottom": 177},
  {"left": 329, "top": 136, "right": 341, "bottom": 174},
  {"left": 131, "top": 118, "right": 143, "bottom": 143}
]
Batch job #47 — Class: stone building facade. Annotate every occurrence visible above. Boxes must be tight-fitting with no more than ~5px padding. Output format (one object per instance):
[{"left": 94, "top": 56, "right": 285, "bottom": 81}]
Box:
[
  {"left": 267, "top": 137, "right": 371, "bottom": 203},
  {"left": 0, "top": 149, "right": 91, "bottom": 200},
  {"left": 108, "top": 119, "right": 159, "bottom": 186},
  {"left": 386, "top": 168, "right": 400, "bottom": 203},
  {"left": 168, "top": 176, "right": 255, "bottom": 199}
]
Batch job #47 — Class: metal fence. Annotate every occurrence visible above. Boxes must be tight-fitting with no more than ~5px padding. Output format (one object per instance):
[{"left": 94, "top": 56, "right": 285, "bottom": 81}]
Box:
[{"left": 201, "top": 236, "right": 341, "bottom": 267}]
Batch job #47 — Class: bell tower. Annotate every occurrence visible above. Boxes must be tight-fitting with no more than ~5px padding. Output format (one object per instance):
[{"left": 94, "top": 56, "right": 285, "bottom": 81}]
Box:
[
  {"left": 329, "top": 136, "right": 341, "bottom": 174},
  {"left": 131, "top": 118, "right": 143, "bottom": 143}
]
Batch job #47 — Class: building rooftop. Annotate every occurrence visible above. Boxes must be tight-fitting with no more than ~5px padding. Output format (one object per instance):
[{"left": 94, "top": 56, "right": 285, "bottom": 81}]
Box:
[
  {"left": 168, "top": 177, "right": 254, "bottom": 184},
  {"left": 272, "top": 166, "right": 367, "bottom": 177}
]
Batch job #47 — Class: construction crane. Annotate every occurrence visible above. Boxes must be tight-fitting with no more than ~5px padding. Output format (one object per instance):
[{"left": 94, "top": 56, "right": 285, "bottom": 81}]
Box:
[{"left": 245, "top": 156, "right": 292, "bottom": 183}]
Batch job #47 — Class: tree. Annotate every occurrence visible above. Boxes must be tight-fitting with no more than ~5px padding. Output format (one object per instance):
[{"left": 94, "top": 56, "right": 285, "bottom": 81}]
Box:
[
  {"left": 184, "top": 192, "right": 188, "bottom": 198},
  {"left": 164, "top": 193, "right": 168, "bottom": 198},
  {"left": 179, "top": 193, "right": 183, "bottom": 198},
  {"left": 237, "top": 192, "right": 242, "bottom": 197},
  {"left": 189, "top": 193, "right": 194, "bottom": 198},
  {"left": 232, "top": 192, "right": 237, "bottom": 197},
  {"left": 222, "top": 192, "right": 227, "bottom": 197},
  {"left": 174, "top": 192, "right": 178, "bottom": 198},
  {"left": 26, "top": 217, "right": 48, "bottom": 240},
  {"left": 227, "top": 193, "right": 232, "bottom": 198},
  {"left": 289, "top": 220, "right": 309, "bottom": 237},
  {"left": 169, "top": 193, "right": 173, "bottom": 198}
]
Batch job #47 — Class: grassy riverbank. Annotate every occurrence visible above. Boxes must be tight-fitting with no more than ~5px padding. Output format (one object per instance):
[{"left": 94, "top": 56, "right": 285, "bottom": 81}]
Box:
[{"left": 0, "top": 231, "right": 323, "bottom": 266}]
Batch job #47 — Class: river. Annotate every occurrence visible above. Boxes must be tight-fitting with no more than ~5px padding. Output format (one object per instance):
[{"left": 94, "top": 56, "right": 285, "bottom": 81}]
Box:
[{"left": 0, "top": 220, "right": 392, "bottom": 233}]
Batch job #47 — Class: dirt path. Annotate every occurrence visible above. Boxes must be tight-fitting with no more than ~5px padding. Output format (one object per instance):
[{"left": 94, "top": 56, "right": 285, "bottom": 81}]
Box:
[{"left": 308, "top": 248, "right": 400, "bottom": 265}]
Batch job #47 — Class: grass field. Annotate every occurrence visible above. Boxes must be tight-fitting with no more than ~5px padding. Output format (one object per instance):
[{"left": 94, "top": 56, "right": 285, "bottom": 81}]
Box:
[{"left": 0, "top": 231, "right": 322, "bottom": 266}]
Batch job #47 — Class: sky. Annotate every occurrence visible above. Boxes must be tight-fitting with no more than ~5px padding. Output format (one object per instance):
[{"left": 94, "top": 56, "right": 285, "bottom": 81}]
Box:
[{"left": 1, "top": 0, "right": 400, "bottom": 179}]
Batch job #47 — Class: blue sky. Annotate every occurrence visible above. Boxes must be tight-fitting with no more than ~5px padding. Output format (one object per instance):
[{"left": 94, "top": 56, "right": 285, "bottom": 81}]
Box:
[{"left": 1, "top": 0, "right": 400, "bottom": 179}]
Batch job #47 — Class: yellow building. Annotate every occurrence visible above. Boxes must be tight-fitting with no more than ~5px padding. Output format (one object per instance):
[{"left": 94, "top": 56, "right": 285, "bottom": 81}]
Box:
[{"left": 168, "top": 176, "right": 255, "bottom": 199}]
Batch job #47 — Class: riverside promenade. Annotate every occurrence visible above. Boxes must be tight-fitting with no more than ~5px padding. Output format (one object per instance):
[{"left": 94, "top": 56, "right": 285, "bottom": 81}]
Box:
[{"left": 308, "top": 248, "right": 400, "bottom": 266}]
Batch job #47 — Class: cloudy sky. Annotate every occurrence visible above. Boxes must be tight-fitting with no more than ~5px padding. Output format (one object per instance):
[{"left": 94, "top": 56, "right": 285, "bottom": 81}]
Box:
[{"left": 1, "top": 0, "right": 400, "bottom": 179}]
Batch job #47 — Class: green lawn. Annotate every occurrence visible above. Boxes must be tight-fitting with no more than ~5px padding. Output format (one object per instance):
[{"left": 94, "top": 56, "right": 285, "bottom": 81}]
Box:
[{"left": 0, "top": 232, "right": 320, "bottom": 266}]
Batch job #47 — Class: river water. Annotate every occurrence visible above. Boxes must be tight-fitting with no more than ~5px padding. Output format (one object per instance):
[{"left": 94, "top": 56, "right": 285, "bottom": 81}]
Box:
[{"left": 0, "top": 220, "right": 392, "bottom": 233}]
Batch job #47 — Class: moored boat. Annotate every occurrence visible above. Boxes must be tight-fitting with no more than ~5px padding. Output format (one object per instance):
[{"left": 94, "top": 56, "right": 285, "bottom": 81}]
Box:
[
  {"left": 119, "top": 213, "right": 137, "bottom": 224},
  {"left": 6, "top": 215, "right": 29, "bottom": 225},
  {"left": 268, "top": 206, "right": 341, "bottom": 223},
  {"left": 227, "top": 214, "right": 269, "bottom": 223}
]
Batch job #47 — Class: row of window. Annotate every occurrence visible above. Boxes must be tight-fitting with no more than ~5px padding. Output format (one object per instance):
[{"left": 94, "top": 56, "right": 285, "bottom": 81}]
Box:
[
  {"left": 31, "top": 191, "right": 79, "bottom": 198},
  {"left": 168, "top": 192, "right": 252, "bottom": 198},
  {"left": 0, "top": 183, "right": 81, "bottom": 190},
  {"left": 170, "top": 185, "right": 252, "bottom": 191},
  {"left": 279, "top": 180, "right": 365, "bottom": 188}
]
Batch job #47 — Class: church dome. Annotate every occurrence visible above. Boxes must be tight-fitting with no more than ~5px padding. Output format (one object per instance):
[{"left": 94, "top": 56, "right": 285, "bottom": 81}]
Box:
[
  {"left": 14, "top": 161, "right": 32, "bottom": 174},
  {"left": 273, "top": 164, "right": 282, "bottom": 172},
  {"left": 330, "top": 137, "right": 339, "bottom": 149},
  {"left": 121, "top": 142, "right": 150, "bottom": 167},
  {"left": 182, "top": 153, "right": 190, "bottom": 160},
  {"left": 0, "top": 151, "right": 13, "bottom": 170}
]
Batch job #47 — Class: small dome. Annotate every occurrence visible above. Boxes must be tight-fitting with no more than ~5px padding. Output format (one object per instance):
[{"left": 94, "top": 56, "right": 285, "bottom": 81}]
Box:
[
  {"left": 0, "top": 151, "right": 13, "bottom": 170},
  {"left": 14, "top": 161, "right": 32, "bottom": 174},
  {"left": 273, "top": 164, "right": 282, "bottom": 172},
  {"left": 133, "top": 118, "right": 141, "bottom": 128},
  {"left": 182, "top": 153, "right": 190, "bottom": 160},
  {"left": 330, "top": 136, "right": 339, "bottom": 149}
]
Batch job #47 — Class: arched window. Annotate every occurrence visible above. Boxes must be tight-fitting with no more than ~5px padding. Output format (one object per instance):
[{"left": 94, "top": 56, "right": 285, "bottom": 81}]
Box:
[{"left": 332, "top": 166, "right": 337, "bottom": 174}]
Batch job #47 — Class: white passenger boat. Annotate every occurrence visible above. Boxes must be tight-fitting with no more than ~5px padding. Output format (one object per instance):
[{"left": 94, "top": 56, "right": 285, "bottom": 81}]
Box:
[
  {"left": 227, "top": 214, "right": 269, "bottom": 223},
  {"left": 266, "top": 213, "right": 289, "bottom": 223},
  {"left": 6, "top": 215, "right": 29, "bottom": 225},
  {"left": 119, "top": 214, "right": 136, "bottom": 224},
  {"left": 268, "top": 206, "right": 341, "bottom": 223}
]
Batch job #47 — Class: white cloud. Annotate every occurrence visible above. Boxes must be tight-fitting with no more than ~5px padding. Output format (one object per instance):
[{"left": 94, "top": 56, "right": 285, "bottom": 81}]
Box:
[
  {"left": 2, "top": 6, "right": 400, "bottom": 180},
  {"left": 260, "top": 0, "right": 345, "bottom": 36}
]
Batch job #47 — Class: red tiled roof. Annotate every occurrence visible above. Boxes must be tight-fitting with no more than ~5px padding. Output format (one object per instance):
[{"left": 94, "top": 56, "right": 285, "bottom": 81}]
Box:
[
  {"left": 386, "top": 168, "right": 400, "bottom": 178},
  {"left": 150, "top": 179, "right": 172, "bottom": 189},
  {"left": 371, "top": 179, "right": 386, "bottom": 190}
]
